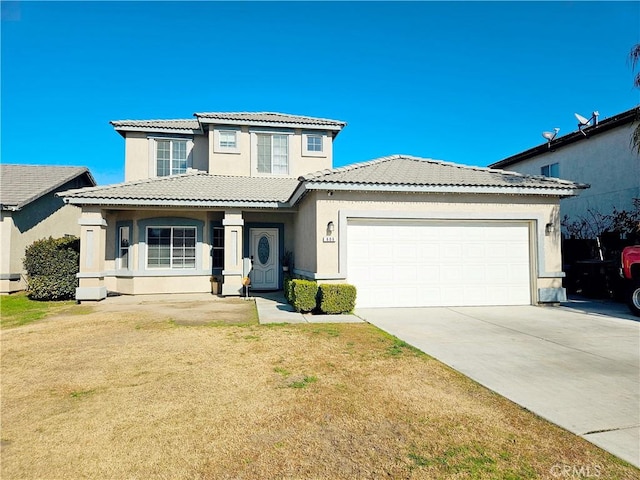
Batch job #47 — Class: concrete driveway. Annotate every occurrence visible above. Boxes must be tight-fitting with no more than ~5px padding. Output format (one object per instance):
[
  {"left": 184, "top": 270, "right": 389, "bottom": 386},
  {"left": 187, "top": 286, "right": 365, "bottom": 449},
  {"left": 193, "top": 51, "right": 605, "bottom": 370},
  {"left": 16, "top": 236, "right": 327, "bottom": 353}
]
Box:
[{"left": 356, "top": 304, "right": 640, "bottom": 467}]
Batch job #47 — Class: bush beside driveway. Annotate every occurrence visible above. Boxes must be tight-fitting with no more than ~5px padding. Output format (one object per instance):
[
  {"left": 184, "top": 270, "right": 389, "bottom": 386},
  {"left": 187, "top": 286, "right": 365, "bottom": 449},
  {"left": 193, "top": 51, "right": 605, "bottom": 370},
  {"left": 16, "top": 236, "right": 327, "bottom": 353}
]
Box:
[{"left": 1, "top": 297, "right": 638, "bottom": 479}]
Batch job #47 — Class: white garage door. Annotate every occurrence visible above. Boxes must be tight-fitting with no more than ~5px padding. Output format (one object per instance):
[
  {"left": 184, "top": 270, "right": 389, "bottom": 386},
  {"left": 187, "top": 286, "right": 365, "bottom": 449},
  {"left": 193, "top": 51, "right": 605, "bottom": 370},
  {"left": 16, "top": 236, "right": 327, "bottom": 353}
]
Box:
[{"left": 347, "top": 220, "right": 532, "bottom": 308}]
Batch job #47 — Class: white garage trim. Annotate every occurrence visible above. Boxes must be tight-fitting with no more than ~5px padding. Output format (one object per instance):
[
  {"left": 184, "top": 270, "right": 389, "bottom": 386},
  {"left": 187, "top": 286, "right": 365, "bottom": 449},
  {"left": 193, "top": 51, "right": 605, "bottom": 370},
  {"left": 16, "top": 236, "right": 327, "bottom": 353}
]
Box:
[
  {"left": 338, "top": 209, "right": 558, "bottom": 280},
  {"left": 345, "top": 219, "right": 533, "bottom": 308}
]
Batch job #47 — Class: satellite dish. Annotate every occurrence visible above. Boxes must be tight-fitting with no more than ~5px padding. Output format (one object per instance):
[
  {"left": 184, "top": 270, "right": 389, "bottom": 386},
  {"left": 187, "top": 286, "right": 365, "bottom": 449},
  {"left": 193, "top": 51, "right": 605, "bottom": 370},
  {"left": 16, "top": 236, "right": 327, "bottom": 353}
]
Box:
[
  {"left": 575, "top": 113, "right": 591, "bottom": 126},
  {"left": 542, "top": 128, "right": 560, "bottom": 141}
]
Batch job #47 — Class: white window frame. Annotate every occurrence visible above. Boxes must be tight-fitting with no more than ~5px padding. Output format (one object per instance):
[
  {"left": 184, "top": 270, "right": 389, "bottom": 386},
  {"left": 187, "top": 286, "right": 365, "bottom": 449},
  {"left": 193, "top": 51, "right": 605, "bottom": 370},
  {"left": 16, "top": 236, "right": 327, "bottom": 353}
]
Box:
[
  {"left": 213, "top": 128, "right": 240, "bottom": 154},
  {"left": 251, "top": 131, "right": 291, "bottom": 175},
  {"left": 541, "top": 163, "right": 559, "bottom": 178},
  {"left": 302, "top": 131, "right": 327, "bottom": 157},
  {"left": 117, "top": 226, "right": 130, "bottom": 270},
  {"left": 146, "top": 226, "right": 197, "bottom": 270},
  {"left": 151, "top": 137, "right": 191, "bottom": 177}
]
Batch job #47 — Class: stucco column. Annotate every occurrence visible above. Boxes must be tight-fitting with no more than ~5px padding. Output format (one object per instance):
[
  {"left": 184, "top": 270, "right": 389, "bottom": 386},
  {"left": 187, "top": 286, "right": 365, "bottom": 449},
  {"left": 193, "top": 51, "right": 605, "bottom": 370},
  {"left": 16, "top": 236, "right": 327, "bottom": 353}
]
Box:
[
  {"left": 0, "top": 211, "right": 20, "bottom": 293},
  {"left": 76, "top": 207, "right": 108, "bottom": 301},
  {"left": 221, "top": 210, "right": 244, "bottom": 296}
]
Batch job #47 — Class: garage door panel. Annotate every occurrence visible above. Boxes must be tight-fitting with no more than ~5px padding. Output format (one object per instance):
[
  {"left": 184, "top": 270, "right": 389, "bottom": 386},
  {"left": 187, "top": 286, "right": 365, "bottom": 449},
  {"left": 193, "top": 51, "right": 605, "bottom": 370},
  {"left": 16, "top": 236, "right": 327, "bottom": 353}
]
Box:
[{"left": 347, "top": 221, "right": 531, "bottom": 308}]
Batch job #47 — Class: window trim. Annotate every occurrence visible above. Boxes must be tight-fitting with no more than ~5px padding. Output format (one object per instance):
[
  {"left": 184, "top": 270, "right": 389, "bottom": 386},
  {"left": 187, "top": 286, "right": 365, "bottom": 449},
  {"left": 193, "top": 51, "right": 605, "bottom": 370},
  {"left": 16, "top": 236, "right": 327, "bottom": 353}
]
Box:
[
  {"left": 211, "top": 223, "right": 225, "bottom": 273},
  {"left": 146, "top": 226, "right": 197, "bottom": 270},
  {"left": 302, "top": 131, "right": 327, "bottom": 158},
  {"left": 251, "top": 131, "right": 292, "bottom": 176},
  {"left": 116, "top": 221, "right": 133, "bottom": 271},
  {"left": 148, "top": 136, "right": 193, "bottom": 178},
  {"left": 541, "top": 162, "right": 560, "bottom": 178},
  {"left": 213, "top": 128, "right": 240, "bottom": 154},
  {"left": 137, "top": 217, "right": 204, "bottom": 273}
]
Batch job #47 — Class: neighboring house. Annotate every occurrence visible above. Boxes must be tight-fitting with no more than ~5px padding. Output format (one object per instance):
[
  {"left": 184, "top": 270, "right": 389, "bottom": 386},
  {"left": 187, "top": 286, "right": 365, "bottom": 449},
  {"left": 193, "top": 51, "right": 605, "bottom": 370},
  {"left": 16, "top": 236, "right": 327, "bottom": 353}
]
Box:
[
  {"left": 489, "top": 107, "right": 640, "bottom": 234},
  {"left": 60, "top": 112, "right": 585, "bottom": 308},
  {"left": 1, "top": 165, "right": 96, "bottom": 293}
]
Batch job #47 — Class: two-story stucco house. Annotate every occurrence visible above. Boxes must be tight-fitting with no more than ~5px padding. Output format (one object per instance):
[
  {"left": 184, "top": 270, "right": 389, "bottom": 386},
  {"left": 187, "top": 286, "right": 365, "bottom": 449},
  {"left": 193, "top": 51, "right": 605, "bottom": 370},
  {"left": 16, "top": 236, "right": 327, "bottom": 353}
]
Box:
[
  {"left": 61, "top": 112, "right": 585, "bottom": 308},
  {"left": 489, "top": 107, "right": 640, "bottom": 234},
  {"left": 1, "top": 165, "right": 96, "bottom": 293}
]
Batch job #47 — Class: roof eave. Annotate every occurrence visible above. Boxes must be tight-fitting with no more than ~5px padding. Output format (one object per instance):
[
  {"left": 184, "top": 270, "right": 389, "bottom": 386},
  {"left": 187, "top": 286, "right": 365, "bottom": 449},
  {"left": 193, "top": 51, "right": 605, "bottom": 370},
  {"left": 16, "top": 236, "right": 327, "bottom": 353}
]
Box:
[
  {"left": 111, "top": 125, "right": 203, "bottom": 136},
  {"left": 61, "top": 197, "right": 290, "bottom": 209},
  {"left": 303, "top": 182, "right": 585, "bottom": 197},
  {"left": 199, "top": 118, "right": 344, "bottom": 131},
  {"left": 490, "top": 106, "right": 639, "bottom": 169}
]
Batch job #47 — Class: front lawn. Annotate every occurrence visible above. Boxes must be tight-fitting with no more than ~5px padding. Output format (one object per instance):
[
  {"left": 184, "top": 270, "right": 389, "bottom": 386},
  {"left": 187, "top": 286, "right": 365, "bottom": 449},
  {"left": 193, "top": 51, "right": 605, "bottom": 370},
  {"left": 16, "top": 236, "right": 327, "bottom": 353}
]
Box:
[
  {"left": 0, "top": 292, "right": 86, "bottom": 328},
  {"left": 0, "top": 304, "right": 637, "bottom": 479}
]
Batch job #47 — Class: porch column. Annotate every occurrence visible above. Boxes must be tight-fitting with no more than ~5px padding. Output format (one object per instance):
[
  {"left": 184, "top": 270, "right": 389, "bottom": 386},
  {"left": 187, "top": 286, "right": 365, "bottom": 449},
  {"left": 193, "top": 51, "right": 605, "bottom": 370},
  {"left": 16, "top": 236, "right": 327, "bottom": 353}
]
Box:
[
  {"left": 221, "top": 210, "right": 244, "bottom": 296},
  {"left": 76, "top": 207, "right": 107, "bottom": 301}
]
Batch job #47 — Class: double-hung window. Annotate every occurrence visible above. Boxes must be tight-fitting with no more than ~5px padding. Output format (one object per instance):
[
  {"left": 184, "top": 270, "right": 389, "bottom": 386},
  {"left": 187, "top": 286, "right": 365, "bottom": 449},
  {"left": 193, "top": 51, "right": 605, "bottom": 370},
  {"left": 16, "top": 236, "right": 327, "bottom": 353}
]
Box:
[
  {"left": 156, "top": 139, "right": 187, "bottom": 176},
  {"left": 219, "top": 130, "right": 237, "bottom": 149},
  {"left": 147, "top": 227, "right": 196, "bottom": 269},
  {"left": 257, "top": 134, "right": 289, "bottom": 174}
]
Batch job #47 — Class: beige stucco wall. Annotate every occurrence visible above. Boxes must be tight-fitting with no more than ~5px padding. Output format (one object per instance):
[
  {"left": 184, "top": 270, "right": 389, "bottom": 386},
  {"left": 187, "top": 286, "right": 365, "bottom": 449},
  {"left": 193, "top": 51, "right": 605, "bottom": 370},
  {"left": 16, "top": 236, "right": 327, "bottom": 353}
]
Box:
[
  {"left": 123, "top": 132, "right": 149, "bottom": 181},
  {"left": 293, "top": 190, "right": 564, "bottom": 302},
  {"left": 1, "top": 199, "right": 83, "bottom": 293},
  {"left": 123, "top": 127, "right": 335, "bottom": 182},
  {"left": 497, "top": 123, "right": 640, "bottom": 226},
  {"left": 208, "top": 126, "right": 251, "bottom": 176},
  {"left": 90, "top": 208, "right": 294, "bottom": 296},
  {"left": 124, "top": 132, "right": 207, "bottom": 181}
]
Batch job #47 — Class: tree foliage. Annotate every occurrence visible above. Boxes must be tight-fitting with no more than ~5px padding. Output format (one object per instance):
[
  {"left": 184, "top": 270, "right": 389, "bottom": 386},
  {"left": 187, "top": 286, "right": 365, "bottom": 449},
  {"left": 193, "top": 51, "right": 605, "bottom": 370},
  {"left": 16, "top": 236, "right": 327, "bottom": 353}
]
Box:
[{"left": 629, "top": 45, "right": 640, "bottom": 154}]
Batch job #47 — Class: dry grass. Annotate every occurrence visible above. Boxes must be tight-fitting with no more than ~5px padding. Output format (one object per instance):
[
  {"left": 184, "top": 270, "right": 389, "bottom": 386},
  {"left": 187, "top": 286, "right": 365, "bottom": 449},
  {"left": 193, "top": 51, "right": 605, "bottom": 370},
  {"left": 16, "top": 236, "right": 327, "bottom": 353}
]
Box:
[{"left": 1, "top": 302, "right": 638, "bottom": 479}]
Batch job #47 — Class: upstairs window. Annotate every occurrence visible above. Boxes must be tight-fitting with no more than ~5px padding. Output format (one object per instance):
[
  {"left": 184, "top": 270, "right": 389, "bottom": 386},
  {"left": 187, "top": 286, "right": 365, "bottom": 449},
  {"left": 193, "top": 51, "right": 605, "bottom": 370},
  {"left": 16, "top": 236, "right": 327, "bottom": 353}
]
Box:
[
  {"left": 156, "top": 139, "right": 187, "bottom": 176},
  {"left": 218, "top": 130, "right": 237, "bottom": 149},
  {"left": 306, "top": 134, "right": 323, "bottom": 152},
  {"left": 257, "top": 134, "right": 289, "bottom": 174},
  {"left": 541, "top": 163, "right": 559, "bottom": 178}
]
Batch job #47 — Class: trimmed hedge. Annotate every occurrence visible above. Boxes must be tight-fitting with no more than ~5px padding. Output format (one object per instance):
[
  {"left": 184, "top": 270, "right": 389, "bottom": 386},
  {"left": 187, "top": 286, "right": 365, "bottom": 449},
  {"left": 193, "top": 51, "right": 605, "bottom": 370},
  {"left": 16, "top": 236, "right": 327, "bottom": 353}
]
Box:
[
  {"left": 24, "top": 236, "right": 80, "bottom": 300},
  {"left": 290, "top": 279, "right": 318, "bottom": 313},
  {"left": 318, "top": 284, "right": 357, "bottom": 314},
  {"left": 283, "top": 275, "right": 294, "bottom": 303}
]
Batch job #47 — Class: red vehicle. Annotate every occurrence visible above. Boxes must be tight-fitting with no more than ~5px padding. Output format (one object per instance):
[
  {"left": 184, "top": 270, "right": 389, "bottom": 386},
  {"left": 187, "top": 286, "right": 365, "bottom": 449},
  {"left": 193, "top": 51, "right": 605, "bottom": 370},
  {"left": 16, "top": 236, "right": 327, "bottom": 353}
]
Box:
[{"left": 621, "top": 245, "right": 640, "bottom": 316}]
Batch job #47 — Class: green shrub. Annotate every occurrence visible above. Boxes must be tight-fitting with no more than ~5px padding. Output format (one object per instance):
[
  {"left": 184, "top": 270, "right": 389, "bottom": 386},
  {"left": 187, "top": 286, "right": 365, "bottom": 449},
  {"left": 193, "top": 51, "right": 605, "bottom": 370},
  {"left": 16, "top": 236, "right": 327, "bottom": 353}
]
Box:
[
  {"left": 24, "top": 236, "right": 80, "bottom": 300},
  {"left": 283, "top": 275, "right": 294, "bottom": 302},
  {"left": 291, "top": 279, "right": 318, "bottom": 313},
  {"left": 318, "top": 284, "right": 357, "bottom": 314}
]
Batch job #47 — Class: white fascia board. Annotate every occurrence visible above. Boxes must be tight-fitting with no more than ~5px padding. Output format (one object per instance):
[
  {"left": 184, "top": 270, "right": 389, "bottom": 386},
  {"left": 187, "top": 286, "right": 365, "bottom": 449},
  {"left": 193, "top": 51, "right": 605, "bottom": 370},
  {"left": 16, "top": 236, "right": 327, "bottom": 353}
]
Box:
[
  {"left": 197, "top": 118, "right": 343, "bottom": 131},
  {"left": 62, "top": 198, "right": 288, "bottom": 209},
  {"left": 303, "top": 182, "right": 582, "bottom": 197},
  {"left": 114, "top": 126, "right": 203, "bottom": 135}
]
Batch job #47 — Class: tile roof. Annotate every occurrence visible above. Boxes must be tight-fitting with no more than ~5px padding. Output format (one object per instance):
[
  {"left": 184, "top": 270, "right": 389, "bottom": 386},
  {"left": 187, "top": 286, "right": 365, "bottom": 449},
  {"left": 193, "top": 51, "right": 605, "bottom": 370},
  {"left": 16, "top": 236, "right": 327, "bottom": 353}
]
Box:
[
  {"left": 60, "top": 171, "right": 300, "bottom": 207},
  {"left": 1, "top": 164, "right": 95, "bottom": 210},
  {"left": 299, "top": 155, "right": 586, "bottom": 191},
  {"left": 110, "top": 119, "right": 201, "bottom": 132},
  {"left": 194, "top": 112, "right": 346, "bottom": 129}
]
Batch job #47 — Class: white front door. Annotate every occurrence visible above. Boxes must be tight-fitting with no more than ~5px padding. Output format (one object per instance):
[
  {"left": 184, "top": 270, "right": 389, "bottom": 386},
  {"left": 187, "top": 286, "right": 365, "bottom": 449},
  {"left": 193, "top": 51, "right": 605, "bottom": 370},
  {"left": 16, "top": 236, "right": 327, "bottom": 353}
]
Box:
[{"left": 250, "top": 228, "right": 279, "bottom": 290}]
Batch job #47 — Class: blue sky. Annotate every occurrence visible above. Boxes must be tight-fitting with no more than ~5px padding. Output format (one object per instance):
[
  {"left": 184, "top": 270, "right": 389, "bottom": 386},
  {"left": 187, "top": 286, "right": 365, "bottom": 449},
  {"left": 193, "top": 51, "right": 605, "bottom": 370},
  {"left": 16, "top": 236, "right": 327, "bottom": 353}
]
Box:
[{"left": 2, "top": 1, "right": 639, "bottom": 185}]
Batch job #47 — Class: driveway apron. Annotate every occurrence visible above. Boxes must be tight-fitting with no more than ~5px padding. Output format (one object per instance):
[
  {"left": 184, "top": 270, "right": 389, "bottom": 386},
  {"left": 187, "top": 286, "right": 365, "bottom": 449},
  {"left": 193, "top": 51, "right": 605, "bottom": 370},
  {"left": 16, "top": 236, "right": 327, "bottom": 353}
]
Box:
[{"left": 357, "top": 305, "right": 640, "bottom": 468}]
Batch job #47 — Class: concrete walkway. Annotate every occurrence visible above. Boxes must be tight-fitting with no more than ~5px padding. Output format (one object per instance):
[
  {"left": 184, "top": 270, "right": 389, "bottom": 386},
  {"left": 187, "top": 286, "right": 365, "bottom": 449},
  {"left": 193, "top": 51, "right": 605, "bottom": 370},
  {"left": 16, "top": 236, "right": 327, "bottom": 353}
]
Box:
[
  {"left": 357, "top": 305, "right": 640, "bottom": 468},
  {"left": 253, "top": 291, "right": 363, "bottom": 324}
]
